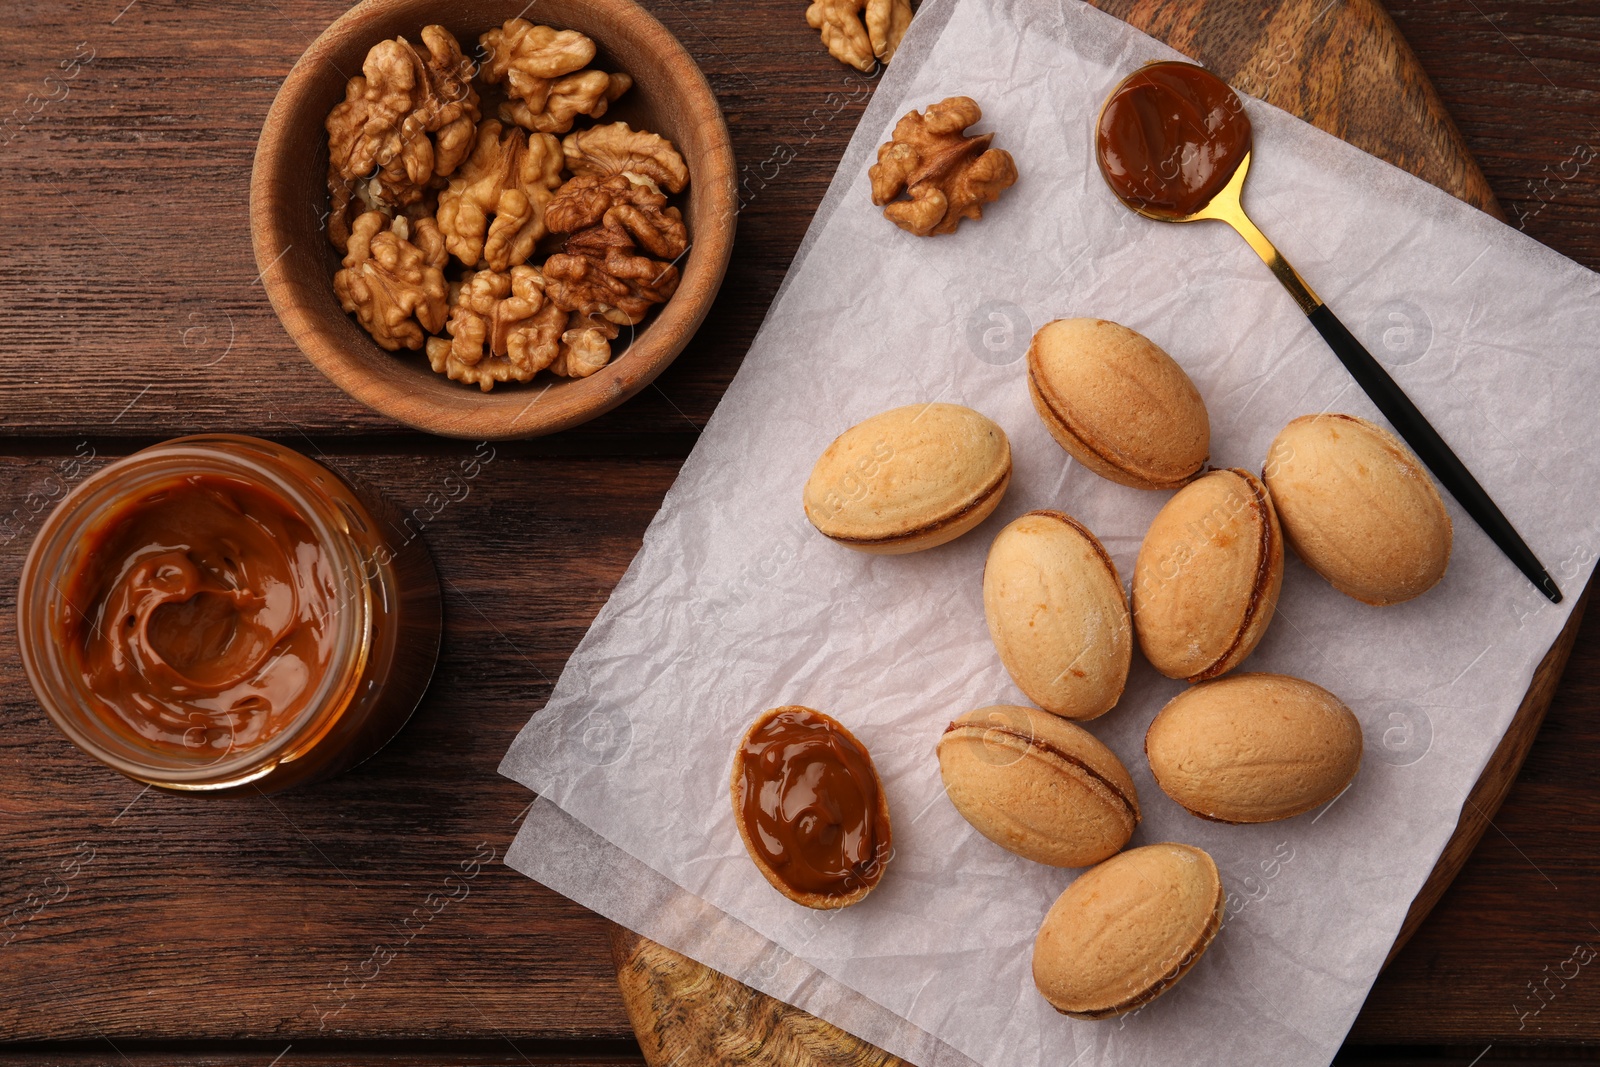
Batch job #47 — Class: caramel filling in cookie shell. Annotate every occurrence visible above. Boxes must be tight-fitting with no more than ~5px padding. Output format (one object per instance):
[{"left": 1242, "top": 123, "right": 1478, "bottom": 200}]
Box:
[{"left": 736, "top": 707, "right": 890, "bottom": 898}]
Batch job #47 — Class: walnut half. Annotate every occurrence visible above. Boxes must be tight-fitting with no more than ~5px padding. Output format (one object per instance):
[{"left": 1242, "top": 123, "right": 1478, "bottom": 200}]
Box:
[
  {"left": 562, "top": 122, "right": 688, "bottom": 194},
  {"left": 536, "top": 122, "right": 688, "bottom": 350},
  {"left": 545, "top": 222, "right": 681, "bottom": 328},
  {"left": 480, "top": 19, "right": 633, "bottom": 135},
  {"left": 806, "top": 0, "right": 912, "bottom": 72},
  {"left": 427, "top": 266, "right": 617, "bottom": 390},
  {"left": 429, "top": 267, "right": 565, "bottom": 390},
  {"left": 545, "top": 173, "right": 687, "bottom": 260},
  {"left": 868, "top": 96, "right": 1017, "bottom": 236},
  {"left": 333, "top": 212, "right": 449, "bottom": 352},
  {"left": 435, "top": 120, "right": 565, "bottom": 271},
  {"left": 499, "top": 70, "right": 633, "bottom": 135},
  {"left": 325, "top": 26, "right": 481, "bottom": 208}
]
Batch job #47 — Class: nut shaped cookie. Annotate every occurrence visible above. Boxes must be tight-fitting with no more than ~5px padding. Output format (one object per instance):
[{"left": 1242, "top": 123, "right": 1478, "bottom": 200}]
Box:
[
  {"left": 983, "top": 511, "right": 1131, "bottom": 720},
  {"left": 1033, "top": 843, "right": 1224, "bottom": 1019},
  {"left": 938, "top": 705, "right": 1139, "bottom": 867},
  {"left": 1145, "top": 673, "right": 1363, "bottom": 824},
  {"left": 804, "top": 403, "right": 1011, "bottom": 554},
  {"left": 1263, "top": 414, "right": 1452, "bottom": 605},
  {"left": 1133, "top": 468, "right": 1283, "bottom": 681},
  {"left": 1027, "top": 319, "right": 1209, "bottom": 490}
]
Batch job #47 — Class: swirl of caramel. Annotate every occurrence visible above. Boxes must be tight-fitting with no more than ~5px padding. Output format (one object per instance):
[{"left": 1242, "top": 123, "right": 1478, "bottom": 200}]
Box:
[{"left": 733, "top": 706, "right": 891, "bottom": 902}]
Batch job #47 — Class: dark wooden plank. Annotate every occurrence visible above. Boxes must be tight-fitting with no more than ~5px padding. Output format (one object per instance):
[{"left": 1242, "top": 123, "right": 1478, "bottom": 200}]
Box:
[
  {"left": 1337, "top": 1054, "right": 1600, "bottom": 1065},
  {"left": 0, "top": 0, "right": 872, "bottom": 439},
  {"left": 1353, "top": 0, "right": 1600, "bottom": 1044},
  {"left": 1388, "top": 0, "right": 1600, "bottom": 261},
  {"left": 3, "top": 1044, "right": 1596, "bottom": 1067},
  {"left": 0, "top": 1048, "right": 644, "bottom": 1067}
]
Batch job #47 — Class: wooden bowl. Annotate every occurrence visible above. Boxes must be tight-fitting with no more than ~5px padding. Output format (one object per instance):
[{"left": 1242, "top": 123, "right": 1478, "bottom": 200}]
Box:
[{"left": 250, "top": 0, "right": 736, "bottom": 438}]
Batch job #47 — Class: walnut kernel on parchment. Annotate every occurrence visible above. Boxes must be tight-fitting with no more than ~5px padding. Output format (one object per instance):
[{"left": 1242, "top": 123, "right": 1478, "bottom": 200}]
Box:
[
  {"left": 806, "top": 0, "right": 912, "bottom": 72},
  {"left": 435, "top": 120, "right": 566, "bottom": 272},
  {"left": 333, "top": 212, "right": 449, "bottom": 351},
  {"left": 868, "top": 96, "right": 1017, "bottom": 236},
  {"left": 325, "top": 26, "right": 481, "bottom": 208}
]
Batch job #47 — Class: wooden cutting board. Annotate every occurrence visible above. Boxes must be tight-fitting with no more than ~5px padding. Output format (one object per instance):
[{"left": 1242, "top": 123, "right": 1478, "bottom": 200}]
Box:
[{"left": 608, "top": 0, "right": 1593, "bottom": 1062}]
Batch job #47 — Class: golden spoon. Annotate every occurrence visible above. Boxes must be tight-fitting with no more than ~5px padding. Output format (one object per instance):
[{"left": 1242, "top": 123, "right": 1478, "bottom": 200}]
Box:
[{"left": 1096, "top": 61, "right": 1560, "bottom": 604}]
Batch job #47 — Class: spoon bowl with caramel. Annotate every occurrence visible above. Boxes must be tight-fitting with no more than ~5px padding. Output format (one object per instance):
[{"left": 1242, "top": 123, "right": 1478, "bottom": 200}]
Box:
[{"left": 1095, "top": 60, "right": 1560, "bottom": 604}]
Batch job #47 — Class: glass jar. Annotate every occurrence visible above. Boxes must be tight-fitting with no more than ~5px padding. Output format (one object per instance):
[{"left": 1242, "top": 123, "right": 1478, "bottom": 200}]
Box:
[{"left": 17, "top": 435, "right": 441, "bottom": 794}]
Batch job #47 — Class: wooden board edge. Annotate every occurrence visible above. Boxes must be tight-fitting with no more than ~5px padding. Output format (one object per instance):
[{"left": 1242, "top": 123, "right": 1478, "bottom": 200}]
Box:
[
  {"left": 609, "top": 924, "right": 908, "bottom": 1067},
  {"left": 1384, "top": 579, "right": 1592, "bottom": 965}
]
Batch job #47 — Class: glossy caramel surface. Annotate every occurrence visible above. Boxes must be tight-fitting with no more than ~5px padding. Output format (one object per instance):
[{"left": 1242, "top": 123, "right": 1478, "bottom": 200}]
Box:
[
  {"left": 734, "top": 706, "right": 890, "bottom": 898},
  {"left": 59, "top": 473, "right": 340, "bottom": 758},
  {"left": 1096, "top": 61, "right": 1252, "bottom": 218}
]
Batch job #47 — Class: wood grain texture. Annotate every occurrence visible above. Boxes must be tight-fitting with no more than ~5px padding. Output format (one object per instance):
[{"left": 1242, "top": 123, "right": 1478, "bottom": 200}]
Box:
[
  {"left": 0, "top": 1050, "right": 647, "bottom": 1066},
  {"left": 0, "top": 447, "right": 676, "bottom": 1042},
  {"left": 2, "top": 1046, "right": 1597, "bottom": 1067},
  {"left": 0, "top": 0, "right": 1597, "bottom": 1061},
  {"left": 610, "top": 928, "right": 902, "bottom": 1067},
  {"left": 1354, "top": 0, "right": 1600, "bottom": 1043},
  {"left": 0, "top": 0, "right": 850, "bottom": 440}
]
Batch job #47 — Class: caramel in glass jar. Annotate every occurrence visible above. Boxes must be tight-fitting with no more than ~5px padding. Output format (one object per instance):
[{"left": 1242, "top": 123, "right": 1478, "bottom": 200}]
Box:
[{"left": 19, "top": 436, "right": 441, "bottom": 794}]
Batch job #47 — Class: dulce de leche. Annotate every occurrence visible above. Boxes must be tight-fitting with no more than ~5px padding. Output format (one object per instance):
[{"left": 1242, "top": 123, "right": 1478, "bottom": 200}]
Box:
[
  {"left": 65, "top": 473, "right": 337, "bottom": 756},
  {"left": 18, "top": 435, "right": 442, "bottom": 793},
  {"left": 731, "top": 706, "right": 892, "bottom": 908},
  {"left": 1096, "top": 61, "right": 1252, "bottom": 218}
]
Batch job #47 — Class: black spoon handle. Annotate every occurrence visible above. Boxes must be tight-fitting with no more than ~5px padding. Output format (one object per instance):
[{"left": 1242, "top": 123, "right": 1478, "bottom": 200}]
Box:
[{"left": 1306, "top": 304, "right": 1561, "bottom": 603}]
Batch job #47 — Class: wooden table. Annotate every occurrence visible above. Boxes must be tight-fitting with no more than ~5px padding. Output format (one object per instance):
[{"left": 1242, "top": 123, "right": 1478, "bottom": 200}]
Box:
[{"left": 0, "top": 1, "right": 1597, "bottom": 1063}]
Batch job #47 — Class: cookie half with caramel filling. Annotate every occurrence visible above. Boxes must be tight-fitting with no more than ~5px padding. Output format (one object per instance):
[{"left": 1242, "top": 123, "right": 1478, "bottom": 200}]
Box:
[{"left": 730, "top": 705, "right": 892, "bottom": 909}]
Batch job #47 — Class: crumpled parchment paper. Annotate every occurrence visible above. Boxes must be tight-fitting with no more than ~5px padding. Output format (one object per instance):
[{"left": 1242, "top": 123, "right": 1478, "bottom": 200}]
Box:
[{"left": 500, "top": 0, "right": 1600, "bottom": 1063}]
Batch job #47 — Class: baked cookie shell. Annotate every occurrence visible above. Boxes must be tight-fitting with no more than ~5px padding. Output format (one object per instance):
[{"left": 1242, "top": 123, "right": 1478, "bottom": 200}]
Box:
[
  {"left": 1133, "top": 468, "right": 1283, "bottom": 681},
  {"left": 1144, "top": 672, "right": 1363, "bottom": 824},
  {"left": 1033, "top": 842, "right": 1224, "bottom": 1019},
  {"left": 1263, "top": 413, "right": 1451, "bottom": 605},
  {"left": 982, "top": 510, "right": 1132, "bottom": 721},
  {"left": 804, "top": 403, "right": 1011, "bottom": 554},
  {"left": 1027, "top": 318, "right": 1209, "bottom": 490},
  {"left": 938, "top": 705, "right": 1140, "bottom": 867}
]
